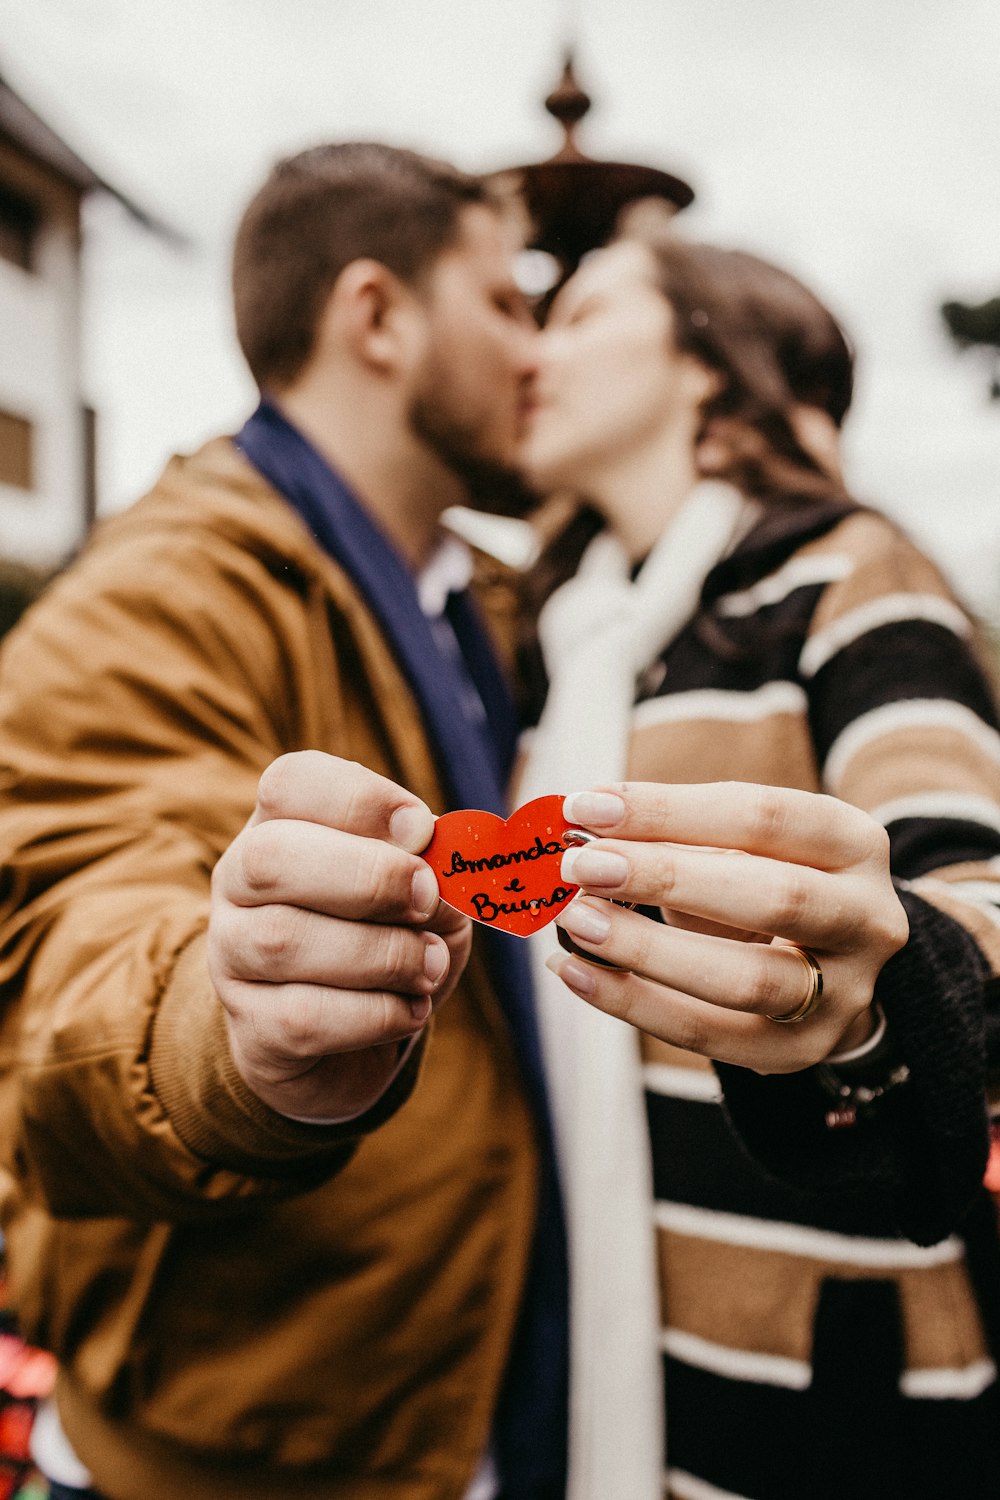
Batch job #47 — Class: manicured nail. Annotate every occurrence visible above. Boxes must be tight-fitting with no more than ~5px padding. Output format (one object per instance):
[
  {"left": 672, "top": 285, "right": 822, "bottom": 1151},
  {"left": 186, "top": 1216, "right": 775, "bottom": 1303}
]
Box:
[
  {"left": 561, "top": 846, "right": 629, "bottom": 889},
  {"left": 556, "top": 899, "right": 612, "bottom": 944},
  {"left": 390, "top": 803, "right": 430, "bottom": 851},
  {"left": 564, "top": 791, "right": 626, "bottom": 828},
  {"left": 409, "top": 996, "right": 433, "bottom": 1023},
  {"left": 423, "top": 939, "right": 448, "bottom": 985},
  {"left": 411, "top": 865, "right": 438, "bottom": 918},
  {"left": 545, "top": 953, "right": 597, "bottom": 995}
]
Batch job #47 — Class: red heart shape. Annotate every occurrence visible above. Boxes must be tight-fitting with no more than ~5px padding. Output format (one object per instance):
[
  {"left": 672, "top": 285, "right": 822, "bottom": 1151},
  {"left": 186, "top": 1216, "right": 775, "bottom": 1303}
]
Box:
[{"left": 422, "top": 795, "right": 580, "bottom": 937}]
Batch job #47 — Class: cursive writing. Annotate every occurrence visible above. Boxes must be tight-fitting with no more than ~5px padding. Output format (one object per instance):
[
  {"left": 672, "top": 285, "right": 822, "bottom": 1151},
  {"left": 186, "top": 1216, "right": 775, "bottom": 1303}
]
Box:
[
  {"left": 471, "top": 885, "right": 575, "bottom": 924},
  {"left": 443, "top": 835, "right": 565, "bottom": 878}
]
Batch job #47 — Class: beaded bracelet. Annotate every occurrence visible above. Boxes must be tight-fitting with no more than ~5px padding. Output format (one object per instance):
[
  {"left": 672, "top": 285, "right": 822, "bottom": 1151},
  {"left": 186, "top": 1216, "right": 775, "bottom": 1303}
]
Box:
[
  {"left": 815, "top": 1005, "right": 911, "bottom": 1129},
  {"left": 816, "top": 1060, "right": 912, "bottom": 1129}
]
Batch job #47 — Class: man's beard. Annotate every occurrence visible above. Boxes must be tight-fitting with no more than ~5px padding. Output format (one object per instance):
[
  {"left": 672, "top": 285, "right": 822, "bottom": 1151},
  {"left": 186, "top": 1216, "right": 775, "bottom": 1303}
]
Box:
[{"left": 408, "top": 386, "right": 541, "bottom": 520}]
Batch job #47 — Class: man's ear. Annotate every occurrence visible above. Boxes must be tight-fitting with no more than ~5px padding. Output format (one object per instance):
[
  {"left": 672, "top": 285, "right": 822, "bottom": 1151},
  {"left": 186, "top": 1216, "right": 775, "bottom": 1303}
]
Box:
[{"left": 315, "top": 259, "right": 424, "bottom": 375}]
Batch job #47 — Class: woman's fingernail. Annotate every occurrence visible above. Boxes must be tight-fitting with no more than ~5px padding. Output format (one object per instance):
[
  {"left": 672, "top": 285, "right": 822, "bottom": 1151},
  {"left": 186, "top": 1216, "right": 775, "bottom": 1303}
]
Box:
[
  {"left": 409, "top": 996, "right": 433, "bottom": 1023},
  {"left": 423, "top": 939, "right": 448, "bottom": 985},
  {"left": 557, "top": 899, "right": 612, "bottom": 944},
  {"left": 561, "top": 846, "right": 629, "bottom": 889},
  {"left": 564, "top": 791, "right": 626, "bottom": 828},
  {"left": 411, "top": 865, "right": 438, "bottom": 918},
  {"left": 545, "top": 953, "right": 597, "bottom": 996}
]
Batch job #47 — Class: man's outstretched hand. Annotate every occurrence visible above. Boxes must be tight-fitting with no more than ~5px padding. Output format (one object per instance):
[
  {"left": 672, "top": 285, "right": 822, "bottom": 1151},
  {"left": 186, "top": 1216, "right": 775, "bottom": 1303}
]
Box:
[{"left": 208, "top": 752, "right": 469, "bottom": 1122}]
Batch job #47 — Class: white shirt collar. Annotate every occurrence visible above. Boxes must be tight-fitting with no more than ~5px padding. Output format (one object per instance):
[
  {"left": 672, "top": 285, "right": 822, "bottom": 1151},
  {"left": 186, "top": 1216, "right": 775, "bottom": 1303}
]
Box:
[{"left": 415, "top": 533, "right": 475, "bottom": 618}]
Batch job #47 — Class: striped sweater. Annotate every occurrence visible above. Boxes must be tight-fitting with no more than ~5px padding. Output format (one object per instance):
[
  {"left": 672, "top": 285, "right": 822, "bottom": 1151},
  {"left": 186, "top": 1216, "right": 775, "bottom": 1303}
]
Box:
[{"left": 535, "top": 497, "right": 1000, "bottom": 1500}]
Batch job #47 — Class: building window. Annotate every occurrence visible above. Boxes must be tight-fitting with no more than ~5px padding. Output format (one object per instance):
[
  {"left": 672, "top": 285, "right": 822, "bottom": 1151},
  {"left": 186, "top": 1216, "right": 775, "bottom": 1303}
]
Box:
[
  {"left": 0, "top": 184, "right": 41, "bottom": 272},
  {"left": 0, "top": 410, "right": 34, "bottom": 491}
]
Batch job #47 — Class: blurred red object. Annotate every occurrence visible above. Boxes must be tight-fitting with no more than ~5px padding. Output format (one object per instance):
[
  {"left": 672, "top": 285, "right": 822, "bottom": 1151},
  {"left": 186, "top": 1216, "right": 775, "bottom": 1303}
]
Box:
[
  {"left": 985, "top": 1122, "right": 1000, "bottom": 1195},
  {"left": 0, "top": 1404, "right": 32, "bottom": 1462}
]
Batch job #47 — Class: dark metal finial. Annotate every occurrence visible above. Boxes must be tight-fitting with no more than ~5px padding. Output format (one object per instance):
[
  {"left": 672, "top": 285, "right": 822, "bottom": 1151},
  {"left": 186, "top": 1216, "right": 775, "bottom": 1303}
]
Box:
[
  {"left": 492, "top": 47, "right": 694, "bottom": 281},
  {"left": 544, "top": 53, "right": 591, "bottom": 157}
]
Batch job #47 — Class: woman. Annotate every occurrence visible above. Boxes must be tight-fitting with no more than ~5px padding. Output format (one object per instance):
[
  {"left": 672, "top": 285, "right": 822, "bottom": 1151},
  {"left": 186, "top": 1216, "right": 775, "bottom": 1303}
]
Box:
[{"left": 516, "top": 233, "right": 1000, "bottom": 1500}]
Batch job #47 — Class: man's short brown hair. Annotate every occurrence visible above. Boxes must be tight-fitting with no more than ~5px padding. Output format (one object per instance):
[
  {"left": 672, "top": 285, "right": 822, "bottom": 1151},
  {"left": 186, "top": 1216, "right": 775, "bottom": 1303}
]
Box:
[{"left": 232, "top": 142, "right": 493, "bottom": 390}]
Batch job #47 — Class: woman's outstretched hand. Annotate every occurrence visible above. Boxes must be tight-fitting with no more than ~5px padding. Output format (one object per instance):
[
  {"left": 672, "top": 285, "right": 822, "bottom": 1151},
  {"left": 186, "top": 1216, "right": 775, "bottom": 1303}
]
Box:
[{"left": 549, "top": 781, "right": 909, "bottom": 1073}]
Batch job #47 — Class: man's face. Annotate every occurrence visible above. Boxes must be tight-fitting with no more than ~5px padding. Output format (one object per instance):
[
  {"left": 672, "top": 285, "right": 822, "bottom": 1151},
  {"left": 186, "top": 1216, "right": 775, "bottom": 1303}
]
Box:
[{"left": 408, "top": 204, "right": 539, "bottom": 511}]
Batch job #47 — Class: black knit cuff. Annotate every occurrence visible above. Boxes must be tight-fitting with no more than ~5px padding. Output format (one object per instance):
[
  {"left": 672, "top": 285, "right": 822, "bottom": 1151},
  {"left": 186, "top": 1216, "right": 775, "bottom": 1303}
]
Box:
[{"left": 716, "top": 885, "right": 990, "bottom": 1246}]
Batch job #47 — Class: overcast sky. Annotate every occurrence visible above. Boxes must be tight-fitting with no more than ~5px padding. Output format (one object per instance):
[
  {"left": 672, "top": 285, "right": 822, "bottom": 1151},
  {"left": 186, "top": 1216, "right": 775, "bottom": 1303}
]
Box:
[{"left": 2, "top": 0, "right": 999, "bottom": 609}]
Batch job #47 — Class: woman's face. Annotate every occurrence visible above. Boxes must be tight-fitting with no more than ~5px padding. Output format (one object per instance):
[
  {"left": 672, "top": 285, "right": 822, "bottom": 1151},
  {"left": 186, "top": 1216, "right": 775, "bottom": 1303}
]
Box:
[{"left": 521, "top": 240, "right": 711, "bottom": 497}]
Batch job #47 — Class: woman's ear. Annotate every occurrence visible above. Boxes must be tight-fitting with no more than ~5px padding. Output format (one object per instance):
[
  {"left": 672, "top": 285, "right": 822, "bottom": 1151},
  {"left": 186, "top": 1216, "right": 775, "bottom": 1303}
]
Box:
[
  {"left": 314, "top": 259, "right": 424, "bottom": 376},
  {"left": 684, "top": 355, "right": 724, "bottom": 411},
  {"left": 695, "top": 416, "right": 767, "bottom": 478},
  {"left": 790, "top": 404, "right": 843, "bottom": 482}
]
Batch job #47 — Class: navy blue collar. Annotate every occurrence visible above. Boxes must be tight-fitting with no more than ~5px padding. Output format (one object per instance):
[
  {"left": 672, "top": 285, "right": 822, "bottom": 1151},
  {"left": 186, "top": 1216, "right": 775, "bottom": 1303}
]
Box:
[{"left": 235, "top": 399, "right": 518, "bottom": 814}]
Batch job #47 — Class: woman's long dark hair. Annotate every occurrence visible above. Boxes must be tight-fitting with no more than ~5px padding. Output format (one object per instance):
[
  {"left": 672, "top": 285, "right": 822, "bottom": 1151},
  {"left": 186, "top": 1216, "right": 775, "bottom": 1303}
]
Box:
[{"left": 649, "top": 235, "right": 853, "bottom": 505}]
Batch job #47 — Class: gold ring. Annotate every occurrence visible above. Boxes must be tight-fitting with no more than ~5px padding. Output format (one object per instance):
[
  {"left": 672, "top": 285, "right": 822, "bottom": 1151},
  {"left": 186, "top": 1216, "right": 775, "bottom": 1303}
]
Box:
[{"left": 766, "top": 945, "right": 823, "bottom": 1024}]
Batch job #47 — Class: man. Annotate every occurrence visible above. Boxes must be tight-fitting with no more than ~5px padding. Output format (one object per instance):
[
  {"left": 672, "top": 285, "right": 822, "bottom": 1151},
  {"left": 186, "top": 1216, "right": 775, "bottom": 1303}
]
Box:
[{"left": 0, "top": 143, "right": 567, "bottom": 1500}]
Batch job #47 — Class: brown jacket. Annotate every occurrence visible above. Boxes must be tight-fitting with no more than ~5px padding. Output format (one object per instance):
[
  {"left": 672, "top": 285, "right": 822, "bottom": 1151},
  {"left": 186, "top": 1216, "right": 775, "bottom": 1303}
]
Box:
[{"left": 0, "top": 439, "right": 539, "bottom": 1500}]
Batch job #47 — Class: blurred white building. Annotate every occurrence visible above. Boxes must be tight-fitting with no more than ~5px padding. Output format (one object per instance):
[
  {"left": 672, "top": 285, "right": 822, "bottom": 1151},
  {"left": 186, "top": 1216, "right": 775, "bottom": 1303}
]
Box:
[{"left": 0, "top": 70, "right": 172, "bottom": 568}]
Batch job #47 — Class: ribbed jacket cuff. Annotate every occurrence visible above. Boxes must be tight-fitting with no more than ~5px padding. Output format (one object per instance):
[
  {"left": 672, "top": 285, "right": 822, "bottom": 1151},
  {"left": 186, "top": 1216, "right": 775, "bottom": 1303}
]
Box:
[{"left": 150, "top": 932, "right": 423, "bottom": 1177}]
